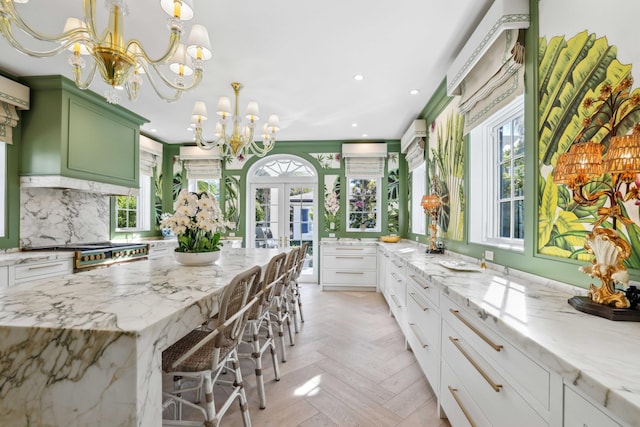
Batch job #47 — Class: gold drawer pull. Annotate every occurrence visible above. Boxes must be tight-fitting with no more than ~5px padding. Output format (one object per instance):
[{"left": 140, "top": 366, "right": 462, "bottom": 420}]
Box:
[
  {"left": 390, "top": 272, "right": 403, "bottom": 282},
  {"left": 409, "top": 274, "right": 429, "bottom": 289},
  {"left": 449, "top": 309, "right": 503, "bottom": 352},
  {"left": 408, "top": 323, "right": 428, "bottom": 348},
  {"left": 390, "top": 294, "right": 402, "bottom": 308},
  {"left": 409, "top": 292, "right": 428, "bottom": 311},
  {"left": 449, "top": 336, "right": 502, "bottom": 392},
  {"left": 448, "top": 386, "right": 477, "bottom": 427},
  {"left": 335, "top": 256, "right": 364, "bottom": 259},
  {"left": 27, "top": 264, "right": 60, "bottom": 270},
  {"left": 336, "top": 271, "right": 364, "bottom": 275},
  {"left": 336, "top": 247, "right": 363, "bottom": 250}
]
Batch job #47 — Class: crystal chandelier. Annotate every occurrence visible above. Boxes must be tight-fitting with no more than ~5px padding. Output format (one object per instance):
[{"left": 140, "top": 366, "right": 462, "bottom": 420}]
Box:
[
  {"left": 0, "top": 0, "right": 212, "bottom": 103},
  {"left": 191, "top": 82, "right": 280, "bottom": 158}
]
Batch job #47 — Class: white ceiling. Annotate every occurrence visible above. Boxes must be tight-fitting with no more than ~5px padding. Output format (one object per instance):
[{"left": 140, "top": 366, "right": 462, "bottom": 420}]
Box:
[{"left": 0, "top": 0, "right": 493, "bottom": 144}]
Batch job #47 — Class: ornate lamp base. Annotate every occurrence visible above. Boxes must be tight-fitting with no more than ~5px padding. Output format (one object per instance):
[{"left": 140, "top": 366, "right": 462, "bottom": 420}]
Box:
[
  {"left": 426, "top": 247, "right": 444, "bottom": 254},
  {"left": 568, "top": 296, "right": 640, "bottom": 321}
]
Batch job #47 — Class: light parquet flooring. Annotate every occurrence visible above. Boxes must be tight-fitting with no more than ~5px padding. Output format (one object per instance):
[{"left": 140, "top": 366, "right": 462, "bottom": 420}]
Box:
[{"left": 162, "top": 283, "right": 451, "bottom": 427}]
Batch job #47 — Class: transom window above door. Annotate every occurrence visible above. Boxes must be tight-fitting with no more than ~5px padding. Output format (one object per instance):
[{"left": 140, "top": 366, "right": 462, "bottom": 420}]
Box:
[{"left": 253, "top": 158, "right": 316, "bottom": 178}]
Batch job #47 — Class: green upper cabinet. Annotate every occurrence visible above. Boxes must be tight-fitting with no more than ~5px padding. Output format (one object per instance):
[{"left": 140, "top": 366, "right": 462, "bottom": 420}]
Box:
[{"left": 19, "top": 75, "right": 148, "bottom": 189}]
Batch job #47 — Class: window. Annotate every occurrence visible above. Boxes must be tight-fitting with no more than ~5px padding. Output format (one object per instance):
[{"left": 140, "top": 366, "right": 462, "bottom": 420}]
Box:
[
  {"left": 188, "top": 178, "right": 220, "bottom": 200},
  {"left": 469, "top": 96, "right": 524, "bottom": 250},
  {"left": 411, "top": 161, "right": 426, "bottom": 235},
  {"left": 346, "top": 177, "right": 381, "bottom": 232},
  {"left": 115, "top": 175, "right": 151, "bottom": 231},
  {"left": 0, "top": 142, "right": 5, "bottom": 237}
]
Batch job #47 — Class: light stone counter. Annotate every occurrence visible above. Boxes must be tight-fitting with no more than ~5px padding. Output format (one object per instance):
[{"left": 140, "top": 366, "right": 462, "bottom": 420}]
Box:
[
  {"left": 375, "top": 240, "right": 639, "bottom": 427},
  {"left": 0, "top": 247, "right": 285, "bottom": 427}
]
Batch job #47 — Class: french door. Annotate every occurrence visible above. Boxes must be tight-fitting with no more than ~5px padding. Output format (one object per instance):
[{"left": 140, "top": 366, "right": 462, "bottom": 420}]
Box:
[{"left": 249, "top": 182, "right": 317, "bottom": 282}]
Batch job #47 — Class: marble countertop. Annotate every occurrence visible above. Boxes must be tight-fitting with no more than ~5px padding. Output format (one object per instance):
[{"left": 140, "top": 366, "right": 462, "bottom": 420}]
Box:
[
  {"left": 0, "top": 248, "right": 284, "bottom": 332},
  {"left": 378, "top": 240, "right": 640, "bottom": 427}
]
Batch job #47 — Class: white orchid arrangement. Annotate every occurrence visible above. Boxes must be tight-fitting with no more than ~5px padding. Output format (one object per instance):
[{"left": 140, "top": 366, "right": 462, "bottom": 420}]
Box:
[{"left": 160, "top": 190, "right": 231, "bottom": 253}]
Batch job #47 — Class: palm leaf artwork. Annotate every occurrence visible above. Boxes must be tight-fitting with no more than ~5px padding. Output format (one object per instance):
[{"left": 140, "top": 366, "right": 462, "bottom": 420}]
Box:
[
  {"left": 387, "top": 157, "right": 400, "bottom": 234},
  {"left": 323, "top": 175, "right": 341, "bottom": 232},
  {"left": 224, "top": 175, "right": 240, "bottom": 230},
  {"left": 538, "top": 32, "right": 640, "bottom": 268},
  {"left": 430, "top": 106, "right": 465, "bottom": 241},
  {"left": 153, "top": 164, "right": 163, "bottom": 228}
]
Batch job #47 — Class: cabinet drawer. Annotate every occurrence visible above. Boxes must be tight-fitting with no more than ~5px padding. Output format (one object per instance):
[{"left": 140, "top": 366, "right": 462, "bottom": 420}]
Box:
[
  {"left": 406, "top": 283, "right": 440, "bottom": 392},
  {"left": 441, "top": 361, "right": 491, "bottom": 427},
  {"left": 14, "top": 259, "right": 73, "bottom": 284},
  {"left": 149, "top": 246, "right": 172, "bottom": 259},
  {"left": 564, "top": 386, "right": 621, "bottom": 427},
  {"left": 323, "top": 254, "right": 376, "bottom": 270},
  {"left": 442, "top": 296, "right": 550, "bottom": 412},
  {"left": 323, "top": 245, "right": 377, "bottom": 256},
  {"left": 322, "top": 269, "right": 377, "bottom": 285},
  {"left": 442, "top": 321, "right": 547, "bottom": 427},
  {"left": 406, "top": 271, "right": 439, "bottom": 307}
]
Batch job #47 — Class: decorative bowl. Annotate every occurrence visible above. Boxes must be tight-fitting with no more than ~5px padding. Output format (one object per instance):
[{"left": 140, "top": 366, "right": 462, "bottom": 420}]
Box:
[{"left": 380, "top": 235, "right": 401, "bottom": 243}]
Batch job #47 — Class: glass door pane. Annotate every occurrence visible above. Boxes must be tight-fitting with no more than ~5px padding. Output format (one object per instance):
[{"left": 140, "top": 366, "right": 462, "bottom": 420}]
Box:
[
  {"left": 254, "top": 186, "right": 281, "bottom": 248},
  {"left": 288, "top": 185, "right": 314, "bottom": 279}
]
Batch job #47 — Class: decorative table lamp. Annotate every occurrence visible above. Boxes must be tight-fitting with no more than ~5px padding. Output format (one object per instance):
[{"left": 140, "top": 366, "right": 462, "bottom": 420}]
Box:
[
  {"left": 553, "top": 134, "right": 640, "bottom": 320},
  {"left": 421, "top": 194, "right": 444, "bottom": 254}
]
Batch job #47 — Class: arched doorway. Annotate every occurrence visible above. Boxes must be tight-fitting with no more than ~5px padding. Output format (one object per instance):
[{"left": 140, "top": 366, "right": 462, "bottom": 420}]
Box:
[{"left": 246, "top": 155, "right": 318, "bottom": 283}]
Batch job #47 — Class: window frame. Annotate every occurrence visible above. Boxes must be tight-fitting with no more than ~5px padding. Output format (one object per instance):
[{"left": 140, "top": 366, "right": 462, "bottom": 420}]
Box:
[
  {"left": 469, "top": 95, "right": 524, "bottom": 251},
  {"left": 115, "top": 174, "right": 151, "bottom": 232},
  {"left": 345, "top": 176, "right": 381, "bottom": 233},
  {"left": 411, "top": 161, "right": 427, "bottom": 235},
  {"left": 187, "top": 178, "right": 220, "bottom": 200}
]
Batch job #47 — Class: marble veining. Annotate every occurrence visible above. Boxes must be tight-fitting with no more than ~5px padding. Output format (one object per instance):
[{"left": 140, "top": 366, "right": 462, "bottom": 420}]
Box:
[
  {"left": 377, "top": 241, "right": 640, "bottom": 427},
  {"left": 0, "top": 248, "right": 284, "bottom": 427},
  {"left": 20, "top": 187, "right": 110, "bottom": 247}
]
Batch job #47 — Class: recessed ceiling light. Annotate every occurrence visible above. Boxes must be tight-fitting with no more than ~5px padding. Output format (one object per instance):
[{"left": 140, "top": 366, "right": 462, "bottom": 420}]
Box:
[
  {"left": 362, "top": 133, "right": 368, "bottom": 138},
  {"left": 353, "top": 74, "right": 364, "bottom": 81},
  {"left": 149, "top": 128, "right": 157, "bottom": 133},
  {"left": 410, "top": 89, "right": 420, "bottom": 95},
  {"left": 187, "top": 127, "right": 193, "bottom": 132},
  {"left": 352, "top": 123, "right": 358, "bottom": 127}
]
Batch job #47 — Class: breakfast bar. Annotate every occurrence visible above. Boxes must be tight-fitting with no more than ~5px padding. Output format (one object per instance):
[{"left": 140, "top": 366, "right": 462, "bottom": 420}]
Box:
[{"left": 0, "top": 248, "right": 284, "bottom": 427}]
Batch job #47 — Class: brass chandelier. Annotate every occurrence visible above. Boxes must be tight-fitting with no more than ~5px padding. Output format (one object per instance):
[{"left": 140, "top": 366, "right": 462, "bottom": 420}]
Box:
[
  {"left": 0, "top": 0, "right": 212, "bottom": 103},
  {"left": 191, "top": 82, "right": 280, "bottom": 158}
]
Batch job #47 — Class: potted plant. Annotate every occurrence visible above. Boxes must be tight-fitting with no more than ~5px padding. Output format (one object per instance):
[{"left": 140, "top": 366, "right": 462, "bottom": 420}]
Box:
[{"left": 160, "top": 190, "right": 231, "bottom": 265}]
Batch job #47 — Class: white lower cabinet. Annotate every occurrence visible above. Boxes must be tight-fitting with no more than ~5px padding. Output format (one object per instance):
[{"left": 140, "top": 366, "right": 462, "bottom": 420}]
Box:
[
  {"left": 321, "top": 245, "right": 377, "bottom": 291},
  {"left": 441, "top": 295, "right": 549, "bottom": 426},
  {"left": 385, "top": 255, "right": 407, "bottom": 331},
  {"left": 563, "top": 385, "right": 622, "bottom": 427},
  {"left": 406, "top": 273, "right": 440, "bottom": 395},
  {"left": 11, "top": 258, "right": 73, "bottom": 286}
]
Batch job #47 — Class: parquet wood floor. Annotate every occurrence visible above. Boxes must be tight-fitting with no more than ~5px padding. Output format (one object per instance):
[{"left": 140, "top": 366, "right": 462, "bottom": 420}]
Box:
[{"left": 163, "top": 284, "right": 451, "bottom": 427}]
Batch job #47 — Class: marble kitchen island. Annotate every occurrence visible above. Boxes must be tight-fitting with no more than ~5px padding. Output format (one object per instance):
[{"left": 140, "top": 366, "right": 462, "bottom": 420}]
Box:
[{"left": 0, "top": 248, "right": 285, "bottom": 427}]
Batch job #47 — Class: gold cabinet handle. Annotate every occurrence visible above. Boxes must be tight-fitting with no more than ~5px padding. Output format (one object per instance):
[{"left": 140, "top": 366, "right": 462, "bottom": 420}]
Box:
[
  {"left": 336, "top": 271, "right": 364, "bottom": 275},
  {"left": 27, "top": 264, "right": 58, "bottom": 270},
  {"left": 409, "top": 274, "right": 430, "bottom": 289},
  {"left": 449, "top": 336, "right": 502, "bottom": 392},
  {"left": 335, "top": 256, "right": 364, "bottom": 259},
  {"left": 448, "top": 386, "right": 477, "bottom": 427},
  {"left": 409, "top": 292, "right": 428, "bottom": 311},
  {"left": 449, "top": 309, "right": 503, "bottom": 352},
  {"left": 390, "top": 294, "right": 402, "bottom": 308},
  {"left": 408, "top": 323, "right": 428, "bottom": 348},
  {"left": 390, "top": 272, "right": 403, "bottom": 282},
  {"left": 336, "top": 247, "right": 363, "bottom": 250}
]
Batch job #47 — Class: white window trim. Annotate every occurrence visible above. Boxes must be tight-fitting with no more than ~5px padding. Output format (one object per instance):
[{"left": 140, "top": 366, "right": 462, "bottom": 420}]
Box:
[
  {"left": 411, "top": 161, "right": 427, "bottom": 235},
  {"left": 469, "top": 95, "right": 524, "bottom": 251},
  {"left": 346, "top": 177, "right": 382, "bottom": 233},
  {"left": 115, "top": 175, "right": 151, "bottom": 232}
]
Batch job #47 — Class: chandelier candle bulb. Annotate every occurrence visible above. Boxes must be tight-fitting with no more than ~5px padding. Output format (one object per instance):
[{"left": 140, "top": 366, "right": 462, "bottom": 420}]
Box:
[
  {"left": 217, "top": 97, "right": 232, "bottom": 116},
  {"left": 246, "top": 101, "right": 260, "bottom": 120}
]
